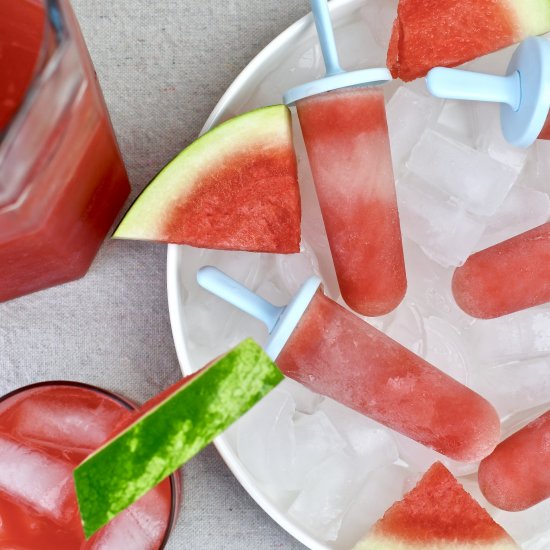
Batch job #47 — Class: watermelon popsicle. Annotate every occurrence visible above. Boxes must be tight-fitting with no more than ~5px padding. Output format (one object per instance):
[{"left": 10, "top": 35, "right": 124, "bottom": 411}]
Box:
[
  {"left": 478, "top": 410, "right": 550, "bottom": 511},
  {"left": 452, "top": 222, "right": 550, "bottom": 318},
  {"left": 284, "top": 0, "right": 406, "bottom": 317},
  {"left": 197, "top": 266, "right": 501, "bottom": 463},
  {"left": 426, "top": 37, "right": 550, "bottom": 147}
]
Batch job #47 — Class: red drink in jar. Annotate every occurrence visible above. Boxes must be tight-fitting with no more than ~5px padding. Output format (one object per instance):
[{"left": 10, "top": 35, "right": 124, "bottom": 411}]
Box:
[
  {"left": 0, "top": 0, "right": 130, "bottom": 301},
  {"left": 0, "top": 382, "right": 181, "bottom": 549}
]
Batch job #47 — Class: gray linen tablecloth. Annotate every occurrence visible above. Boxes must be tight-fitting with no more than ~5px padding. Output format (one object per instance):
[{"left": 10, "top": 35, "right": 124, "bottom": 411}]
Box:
[{"left": 0, "top": 1, "right": 309, "bottom": 548}]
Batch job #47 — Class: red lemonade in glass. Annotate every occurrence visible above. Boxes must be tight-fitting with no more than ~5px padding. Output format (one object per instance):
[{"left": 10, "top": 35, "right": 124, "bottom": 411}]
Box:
[
  {"left": 0, "top": 382, "right": 180, "bottom": 549},
  {"left": 0, "top": 0, "right": 130, "bottom": 302}
]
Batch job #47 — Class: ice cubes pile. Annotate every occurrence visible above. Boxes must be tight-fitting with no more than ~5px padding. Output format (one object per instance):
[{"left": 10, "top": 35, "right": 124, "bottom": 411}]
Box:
[
  {"left": 388, "top": 86, "right": 550, "bottom": 269},
  {"left": 233, "top": 382, "right": 408, "bottom": 543},
  {"left": 177, "top": 1, "right": 550, "bottom": 548}
]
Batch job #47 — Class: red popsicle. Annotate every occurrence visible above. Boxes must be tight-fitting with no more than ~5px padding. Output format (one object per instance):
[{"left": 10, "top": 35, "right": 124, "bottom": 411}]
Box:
[
  {"left": 197, "top": 267, "right": 501, "bottom": 463},
  {"left": 478, "top": 410, "right": 550, "bottom": 511},
  {"left": 296, "top": 88, "right": 407, "bottom": 317},
  {"left": 276, "top": 288, "right": 500, "bottom": 462},
  {"left": 452, "top": 222, "right": 550, "bottom": 318}
]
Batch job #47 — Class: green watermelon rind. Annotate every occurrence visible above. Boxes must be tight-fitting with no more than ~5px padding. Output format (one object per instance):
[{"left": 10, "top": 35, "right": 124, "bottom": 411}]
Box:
[
  {"left": 74, "top": 338, "right": 284, "bottom": 539},
  {"left": 113, "top": 104, "right": 294, "bottom": 240},
  {"left": 512, "top": 0, "right": 550, "bottom": 35}
]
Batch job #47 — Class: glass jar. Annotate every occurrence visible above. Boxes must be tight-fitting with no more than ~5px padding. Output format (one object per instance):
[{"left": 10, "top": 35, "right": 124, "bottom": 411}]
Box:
[{"left": 0, "top": 0, "right": 130, "bottom": 301}]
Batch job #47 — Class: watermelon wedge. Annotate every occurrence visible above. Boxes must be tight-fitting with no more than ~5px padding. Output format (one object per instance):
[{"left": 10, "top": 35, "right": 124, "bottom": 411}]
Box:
[
  {"left": 353, "top": 463, "right": 519, "bottom": 549},
  {"left": 73, "top": 338, "right": 283, "bottom": 539},
  {"left": 387, "top": 0, "right": 550, "bottom": 82},
  {"left": 114, "top": 105, "right": 301, "bottom": 253}
]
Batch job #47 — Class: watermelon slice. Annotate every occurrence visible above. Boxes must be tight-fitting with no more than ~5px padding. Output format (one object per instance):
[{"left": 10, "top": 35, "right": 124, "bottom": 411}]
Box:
[
  {"left": 113, "top": 105, "right": 301, "bottom": 253},
  {"left": 73, "top": 338, "right": 283, "bottom": 538},
  {"left": 353, "top": 463, "right": 519, "bottom": 549},
  {"left": 387, "top": 0, "right": 550, "bottom": 82}
]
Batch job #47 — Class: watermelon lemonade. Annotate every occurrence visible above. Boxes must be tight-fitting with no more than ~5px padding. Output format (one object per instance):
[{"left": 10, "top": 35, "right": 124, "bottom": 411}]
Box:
[
  {"left": 0, "top": 382, "right": 180, "bottom": 549},
  {"left": 0, "top": 0, "right": 130, "bottom": 302}
]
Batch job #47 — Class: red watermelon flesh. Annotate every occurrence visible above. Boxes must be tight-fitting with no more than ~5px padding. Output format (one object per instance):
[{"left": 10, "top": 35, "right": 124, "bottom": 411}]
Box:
[
  {"left": 162, "top": 145, "right": 300, "bottom": 253},
  {"left": 353, "top": 462, "right": 519, "bottom": 549},
  {"left": 539, "top": 113, "right": 550, "bottom": 140},
  {"left": 113, "top": 105, "right": 301, "bottom": 254},
  {"left": 387, "top": 0, "right": 550, "bottom": 82}
]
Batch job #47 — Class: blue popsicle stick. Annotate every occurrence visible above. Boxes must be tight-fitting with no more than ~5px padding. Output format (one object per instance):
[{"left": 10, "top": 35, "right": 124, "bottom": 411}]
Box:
[{"left": 283, "top": 0, "right": 391, "bottom": 105}]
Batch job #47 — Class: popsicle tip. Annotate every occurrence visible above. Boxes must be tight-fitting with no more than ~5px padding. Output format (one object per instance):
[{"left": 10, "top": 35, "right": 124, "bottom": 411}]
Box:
[{"left": 451, "top": 262, "right": 504, "bottom": 320}]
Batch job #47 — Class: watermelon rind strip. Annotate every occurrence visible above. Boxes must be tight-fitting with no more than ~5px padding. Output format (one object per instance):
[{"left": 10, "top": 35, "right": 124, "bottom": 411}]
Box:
[
  {"left": 74, "top": 338, "right": 284, "bottom": 538},
  {"left": 511, "top": 0, "right": 550, "bottom": 36}
]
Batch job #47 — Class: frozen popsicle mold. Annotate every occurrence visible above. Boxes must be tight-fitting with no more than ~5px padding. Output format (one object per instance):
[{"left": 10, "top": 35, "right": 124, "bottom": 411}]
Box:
[{"left": 426, "top": 37, "right": 550, "bottom": 147}]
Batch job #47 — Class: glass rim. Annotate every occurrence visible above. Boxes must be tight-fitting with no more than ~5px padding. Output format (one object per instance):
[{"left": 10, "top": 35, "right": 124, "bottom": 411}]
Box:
[
  {"left": 0, "top": 379, "right": 180, "bottom": 549},
  {"left": 1, "top": 0, "right": 67, "bottom": 142}
]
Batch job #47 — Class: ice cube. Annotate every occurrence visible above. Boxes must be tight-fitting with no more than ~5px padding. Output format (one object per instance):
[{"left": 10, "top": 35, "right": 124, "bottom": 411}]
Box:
[
  {"left": 476, "top": 185, "right": 550, "bottom": 251},
  {"left": 402, "top": 240, "right": 475, "bottom": 333},
  {"left": 474, "top": 102, "right": 529, "bottom": 172},
  {"left": 393, "top": 431, "right": 479, "bottom": 478},
  {"left": 236, "top": 388, "right": 295, "bottom": 489},
  {"left": 281, "top": 378, "right": 324, "bottom": 415},
  {"left": 319, "top": 399, "right": 398, "bottom": 466},
  {"left": 396, "top": 174, "right": 485, "bottom": 267},
  {"left": 88, "top": 484, "right": 171, "bottom": 550},
  {"left": 182, "top": 249, "right": 270, "bottom": 367},
  {"left": 423, "top": 316, "right": 470, "bottom": 384},
  {"left": 290, "top": 411, "right": 348, "bottom": 490},
  {"left": 0, "top": 435, "right": 74, "bottom": 523},
  {"left": 11, "top": 391, "right": 127, "bottom": 452},
  {"left": 470, "top": 307, "right": 550, "bottom": 363},
  {"left": 386, "top": 87, "right": 443, "bottom": 173},
  {"left": 359, "top": 0, "right": 398, "bottom": 50},
  {"left": 385, "top": 300, "right": 426, "bottom": 355},
  {"left": 470, "top": 357, "right": 550, "bottom": 417},
  {"left": 407, "top": 129, "right": 518, "bottom": 216},
  {"left": 288, "top": 451, "right": 368, "bottom": 541},
  {"left": 436, "top": 100, "right": 479, "bottom": 148},
  {"left": 494, "top": 498, "right": 550, "bottom": 549},
  {"left": 337, "top": 464, "right": 410, "bottom": 549},
  {"left": 335, "top": 19, "right": 385, "bottom": 70},
  {"left": 530, "top": 140, "right": 550, "bottom": 194}
]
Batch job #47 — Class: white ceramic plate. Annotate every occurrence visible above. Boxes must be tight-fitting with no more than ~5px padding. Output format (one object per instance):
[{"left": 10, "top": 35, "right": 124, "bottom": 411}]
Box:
[{"left": 167, "top": 1, "right": 550, "bottom": 548}]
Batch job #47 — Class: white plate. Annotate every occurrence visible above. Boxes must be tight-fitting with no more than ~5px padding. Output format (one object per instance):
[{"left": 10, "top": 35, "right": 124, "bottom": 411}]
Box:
[{"left": 167, "top": 1, "right": 550, "bottom": 548}]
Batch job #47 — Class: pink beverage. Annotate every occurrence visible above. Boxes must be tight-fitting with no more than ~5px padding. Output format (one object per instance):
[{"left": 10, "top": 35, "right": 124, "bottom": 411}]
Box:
[
  {"left": 0, "top": 0, "right": 130, "bottom": 302},
  {"left": 453, "top": 222, "right": 550, "bottom": 318},
  {"left": 0, "top": 382, "right": 181, "bottom": 549},
  {"left": 277, "top": 288, "right": 500, "bottom": 462},
  {"left": 296, "top": 87, "right": 407, "bottom": 317},
  {"left": 478, "top": 410, "right": 550, "bottom": 511}
]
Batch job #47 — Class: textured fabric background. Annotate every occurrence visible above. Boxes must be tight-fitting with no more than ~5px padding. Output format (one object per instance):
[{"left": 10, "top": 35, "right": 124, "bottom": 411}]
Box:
[{"left": 0, "top": 1, "right": 310, "bottom": 548}]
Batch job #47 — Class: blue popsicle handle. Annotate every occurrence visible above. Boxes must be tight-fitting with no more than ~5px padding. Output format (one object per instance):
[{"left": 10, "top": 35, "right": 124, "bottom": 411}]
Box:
[
  {"left": 312, "top": 0, "right": 344, "bottom": 77},
  {"left": 426, "top": 67, "right": 521, "bottom": 111},
  {"left": 196, "top": 266, "right": 284, "bottom": 333}
]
